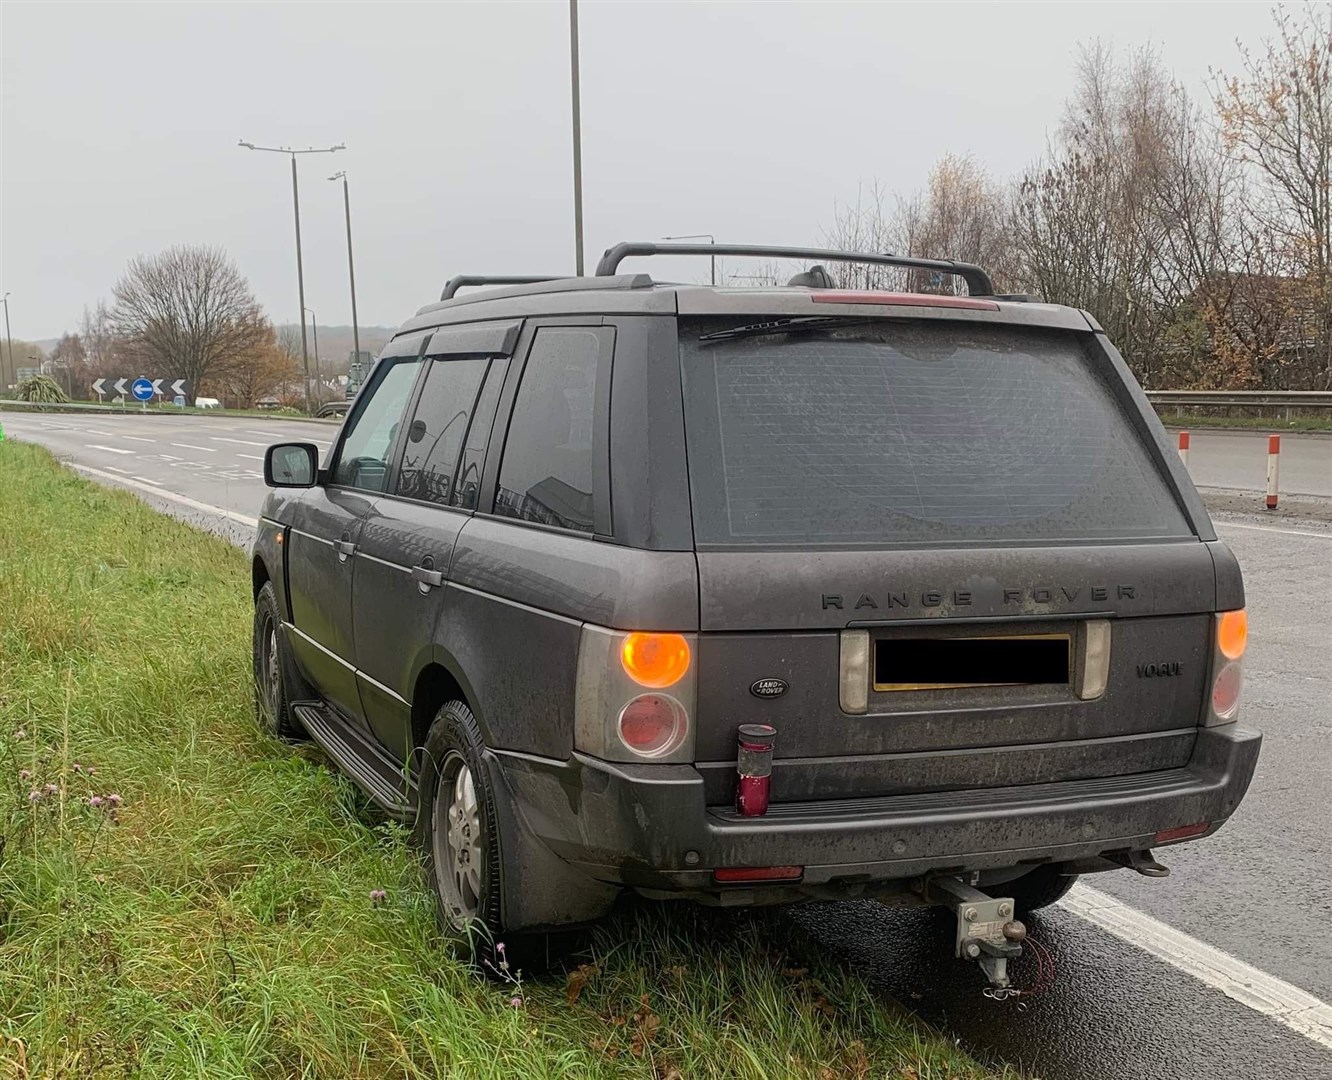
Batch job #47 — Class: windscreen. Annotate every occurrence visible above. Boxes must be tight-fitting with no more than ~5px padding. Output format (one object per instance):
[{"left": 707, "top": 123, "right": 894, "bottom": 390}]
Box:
[{"left": 680, "top": 319, "right": 1193, "bottom": 547}]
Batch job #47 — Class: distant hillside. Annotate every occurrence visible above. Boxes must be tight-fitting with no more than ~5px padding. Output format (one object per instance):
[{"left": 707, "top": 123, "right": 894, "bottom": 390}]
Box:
[{"left": 275, "top": 325, "right": 396, "bottom": 375}]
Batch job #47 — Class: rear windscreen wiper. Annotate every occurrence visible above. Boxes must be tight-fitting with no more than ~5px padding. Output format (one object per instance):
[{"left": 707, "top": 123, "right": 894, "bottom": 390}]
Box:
[{"left": 698, "top": 316, "right": 867, "bottom": 344}]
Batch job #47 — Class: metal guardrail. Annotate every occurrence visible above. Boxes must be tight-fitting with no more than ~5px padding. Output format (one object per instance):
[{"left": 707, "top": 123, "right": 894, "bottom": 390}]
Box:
[{"left": 1145, "top": 390, "right": 1332, "bottom": 409}]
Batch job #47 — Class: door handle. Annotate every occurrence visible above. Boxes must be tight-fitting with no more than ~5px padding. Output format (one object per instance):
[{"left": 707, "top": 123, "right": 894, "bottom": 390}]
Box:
[
  {"left": 411, "top": 564, "right": 444, "bottom": 591},
  {"left": 334, "top": 538, "right": 356, "bottom": 562}
]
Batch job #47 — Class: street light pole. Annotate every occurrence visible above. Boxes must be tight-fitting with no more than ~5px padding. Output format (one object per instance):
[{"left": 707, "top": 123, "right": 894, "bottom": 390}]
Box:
[
  {"left": 328, "top": 171, "right": 361, "bottom": 372},
  {"left": 662, "top": 234, "right": 716, "bottom": 285},
  {"left": 239, "top": 140, "right": 345, "bottom": 414},
  {"left": 304, "top": 307, "right": 322, "bottom": 404},
  {"left": 1, "top": 293, "right": 13, "bottom": 391},
  {"left": 569, "top": 0, "right": 585, "bottom": 275}
]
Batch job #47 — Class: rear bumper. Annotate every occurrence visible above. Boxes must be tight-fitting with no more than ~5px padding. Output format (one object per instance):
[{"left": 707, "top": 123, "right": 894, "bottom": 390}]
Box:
[{"left": 494, "top": 724, "right": 1261, "bottom": 892}]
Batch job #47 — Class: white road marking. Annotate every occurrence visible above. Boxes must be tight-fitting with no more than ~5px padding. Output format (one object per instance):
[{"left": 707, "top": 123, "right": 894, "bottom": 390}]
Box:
[
  {"left": 132, "top": 475, "right": 163, "bottom": 486},
  {"left": 68, "top": 464, "right": 259, "bottom": 528},
  {"left": 1063, "top": 885, "right": 1332, "bottom": 1050},
  {"left": 119, "top": 435, "right": 155, "bottom": 443},
  {"left": 209, "top": 436, "right": 269, "bottom": 447},
  {"left": 246, "top": 429, "right": 294, "bottom": 439},
  {"left": 103, "top": 466, "right": 132, "bottom": 475},
  {"left": 86, "top": 443, "right": 134, "bottom": 455},
  {"left": 236, "top": 453, "right": 264, "bottom": 461},
  {"left": 1216, "top": 520, "right": 1332, "bottom": 541},
  {"left": 171, "top": 442, "right": 217, "bottom": 452}
]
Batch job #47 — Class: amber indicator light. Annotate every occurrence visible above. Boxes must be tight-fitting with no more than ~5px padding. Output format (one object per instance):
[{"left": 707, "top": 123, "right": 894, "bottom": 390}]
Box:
[
  {"left": 620, "top": 632, "right": 691, "bottom": 689},
  {"left": 1217, "top": 610, "right": 1247, "bottom": 660}
]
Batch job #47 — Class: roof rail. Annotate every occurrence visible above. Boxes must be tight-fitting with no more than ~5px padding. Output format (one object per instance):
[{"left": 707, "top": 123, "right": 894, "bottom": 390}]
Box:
[
  {"left": 441, "top": 275, "right": 565, "bottom": 301},
  {"left": 595, "top": 242, "right": 996, "bottom": 297}
]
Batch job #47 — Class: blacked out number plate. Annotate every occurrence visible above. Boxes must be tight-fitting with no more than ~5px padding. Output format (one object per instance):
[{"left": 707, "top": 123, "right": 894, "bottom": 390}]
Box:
[{"left": 874, "top": 634, "right": 1070, "bottom": 691}]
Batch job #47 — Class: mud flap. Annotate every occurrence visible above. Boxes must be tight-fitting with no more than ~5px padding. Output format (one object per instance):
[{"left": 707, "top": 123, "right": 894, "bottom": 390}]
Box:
[{"left": 481, "top": 751, "right": 620, "bottom": 932}]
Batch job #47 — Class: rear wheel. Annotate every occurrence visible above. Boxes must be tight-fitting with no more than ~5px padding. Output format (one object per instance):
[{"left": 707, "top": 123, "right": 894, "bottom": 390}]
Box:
[
  {"left": 252, "top": 582, "right": 300, "bottom": 739},
  {"left": 415, "top": 701, "right": 564, "bottom": 975},
  {"left": 1006, "top": 864, "right": 1079, "bottom": 913}
]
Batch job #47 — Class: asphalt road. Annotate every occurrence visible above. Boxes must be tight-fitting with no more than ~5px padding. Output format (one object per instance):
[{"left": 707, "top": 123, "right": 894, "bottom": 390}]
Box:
[
  {"left": 1173, "top": 429, "right": 1332, "bottom": 497},
  {"left": 5, "top": 410, "right": 1332, "bottom": 1079}
]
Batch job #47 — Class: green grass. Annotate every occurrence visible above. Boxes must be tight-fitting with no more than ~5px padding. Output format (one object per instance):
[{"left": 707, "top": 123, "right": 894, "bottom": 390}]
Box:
[
  {"left": 0, "top": 441, "right": 1010, "bottom": 1080},
  {"left": 1156, "top": 411, "right": 1332, "bottom": 433}
]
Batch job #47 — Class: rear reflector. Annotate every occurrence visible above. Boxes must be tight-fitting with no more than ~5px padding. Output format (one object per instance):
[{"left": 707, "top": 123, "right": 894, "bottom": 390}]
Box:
[
  {"left": 812, "top": 290, "right": 1000, "bottom": 311},
  {"left": 1155, "top": 822, "right": 1210, "bottom": 844},
  {"left": 713, "top": 866, "right": 804, "bottom": 884}
]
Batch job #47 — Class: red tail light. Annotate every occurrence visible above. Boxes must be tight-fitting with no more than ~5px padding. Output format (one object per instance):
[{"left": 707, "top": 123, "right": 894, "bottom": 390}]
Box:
[
  {"left": 713, "top": 866, "right": 804, "bottom": 884},
  {"left": 617, "top": 693, "right": 688, "bottom": 758},
  {"left": 1155, "top": 822, "right": 1209, "bottom": 844},
  {"left": 1211, "top": 662, "right": 1243, "bottom": 721}
]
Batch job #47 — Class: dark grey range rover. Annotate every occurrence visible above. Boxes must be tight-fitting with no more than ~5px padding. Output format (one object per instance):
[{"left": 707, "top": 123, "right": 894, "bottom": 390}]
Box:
[{"left": 252, "top": 242, "right": 1259, "bottom": 987}]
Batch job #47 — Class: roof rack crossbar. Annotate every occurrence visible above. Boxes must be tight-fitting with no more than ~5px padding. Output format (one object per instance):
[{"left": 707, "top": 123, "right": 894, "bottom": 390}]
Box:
[
  {"left": 594, "top": 242, "right": 996, "bottom": 297},
  {"left": 441, "top": 275, "right": 566, "bottom": 301}
]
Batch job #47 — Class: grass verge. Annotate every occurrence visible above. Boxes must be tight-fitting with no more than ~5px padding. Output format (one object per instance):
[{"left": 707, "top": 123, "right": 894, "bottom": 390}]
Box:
[
  {"left": 0, "top": 441, "right": 1009, "bottom": 1079},
  {"left": 1156, "top": 412, "right": 1332, "bottom": 433}
]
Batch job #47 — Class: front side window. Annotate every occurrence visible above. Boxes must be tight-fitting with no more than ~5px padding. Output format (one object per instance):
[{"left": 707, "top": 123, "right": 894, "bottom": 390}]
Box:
[
  {"left": 331, "top": 354, "right": 424, "bottom": 491},
  {"left": 494, "top": 327, "right": 606, "bottom": 532},
  {"left": 396, "top": 357, "right": 489, "bottom": 506}
]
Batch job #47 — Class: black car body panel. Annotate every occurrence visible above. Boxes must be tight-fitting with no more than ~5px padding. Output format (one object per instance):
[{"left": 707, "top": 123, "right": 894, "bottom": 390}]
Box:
[{"left": 252, "top": 256, "right": 1260, "bottom": 929}]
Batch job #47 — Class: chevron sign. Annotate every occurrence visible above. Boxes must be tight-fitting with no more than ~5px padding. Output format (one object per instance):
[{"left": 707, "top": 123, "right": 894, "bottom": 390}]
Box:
[{"left": 91, "top": 377, "right": 191, "bottom": 400}]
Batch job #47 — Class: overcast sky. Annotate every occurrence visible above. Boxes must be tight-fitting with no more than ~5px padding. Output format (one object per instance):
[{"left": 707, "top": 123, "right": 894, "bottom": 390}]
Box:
[{"left": 2, "top": 1, "right": 1281, "bottom": 341}]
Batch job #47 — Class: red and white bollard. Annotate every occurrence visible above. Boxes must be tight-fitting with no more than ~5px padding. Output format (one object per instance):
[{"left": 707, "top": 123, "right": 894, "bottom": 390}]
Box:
[
  {"left": 1266, "top": 435, "right": 1280, "bottom": 510},
  {"left": 1178, "top": 430, "right": 1190, "bottom": 469}
]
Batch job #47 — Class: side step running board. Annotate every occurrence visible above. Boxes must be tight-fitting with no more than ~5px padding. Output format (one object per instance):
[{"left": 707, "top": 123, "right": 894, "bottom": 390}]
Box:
[{"left": 292, "top": 702, "right": 416, "bottom": 821}]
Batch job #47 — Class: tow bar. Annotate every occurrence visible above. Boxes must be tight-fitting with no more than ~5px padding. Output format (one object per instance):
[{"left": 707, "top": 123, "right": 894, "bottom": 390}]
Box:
[{"left": 925, "top": 877, "right": 1027, "bottom": 993}]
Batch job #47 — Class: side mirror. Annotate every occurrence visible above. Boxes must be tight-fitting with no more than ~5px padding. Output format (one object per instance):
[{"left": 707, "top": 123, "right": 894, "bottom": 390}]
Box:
[{"left": 264, "top": 442, "right": 319, "bottom": 488}]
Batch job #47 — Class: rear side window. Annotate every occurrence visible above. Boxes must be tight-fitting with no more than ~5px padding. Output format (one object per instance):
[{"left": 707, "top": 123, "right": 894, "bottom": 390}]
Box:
[
  {"left": 495, "top": 327, "right": 608, "bottom": 533},
  {"left": 396, "top": 357, "right": 489, "bottom": 506},
  {"left": 452, "top": 358, "right": 508, "bottom": 510},
  {"left": 680, "top": 319, "right": 1192, "bottom": 547}
]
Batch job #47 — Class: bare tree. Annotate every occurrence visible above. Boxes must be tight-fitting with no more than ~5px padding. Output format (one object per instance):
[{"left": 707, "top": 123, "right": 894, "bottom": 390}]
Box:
[
  {"left": 1009, "top": 44, "right": 1240, "bottom": 386},
  {"left": 111, "top": 245, "right": 268, "bottom": 404},
  {"left": 48, "top": 333, "right": 88, "bottom": 399},
  {"left": 823, "top": 161, "right": 1015, "bottom": 295},
  {"left": 1215, "top": 4, "right": 1332, "bottom": 388},
  {"left": 209, "top": 323, "right": 301, "bottom": 409}
]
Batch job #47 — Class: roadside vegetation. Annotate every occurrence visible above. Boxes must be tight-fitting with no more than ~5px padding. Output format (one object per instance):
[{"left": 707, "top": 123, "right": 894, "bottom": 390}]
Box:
[
  {"left": 1157, "top": 412, "right": 1332, "bottom": 433},
  {"left": 0, "top": 441, "right": 1007, "bottom": 1080}
]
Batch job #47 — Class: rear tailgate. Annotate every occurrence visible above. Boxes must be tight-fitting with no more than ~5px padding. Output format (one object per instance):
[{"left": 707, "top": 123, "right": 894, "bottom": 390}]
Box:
[
  {"left": 693, "top": 542, "right": 1214, "bottom": 804},
  {"left": 678, "top": 314, "right": 1216, "bottom": 805}
]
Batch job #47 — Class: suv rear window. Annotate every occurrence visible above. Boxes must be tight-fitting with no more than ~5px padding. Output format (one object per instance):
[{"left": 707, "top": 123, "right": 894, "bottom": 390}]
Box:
[{"left": 680, "top": 319, "right": 1192, "bottom": 547}]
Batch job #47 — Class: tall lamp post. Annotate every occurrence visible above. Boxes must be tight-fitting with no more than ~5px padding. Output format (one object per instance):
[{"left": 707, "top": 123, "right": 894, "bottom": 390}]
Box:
[
  {"left": 239, "top": 140, "right": 345, "bottom": 413},
  {"left": 662, "top": 233, "right": 716, "bottom": 285},
  {"left": 569, "top": 0, "right": 584, "bottom": 275},
  {"left": 328, "top": 171, "right": 361, "bottom": 374},
  {"left": 303, "top": 306, "right": 322, "bottom": 404},
  {"left": 1, "top": 292, "right": 14, "bottom": 391}
]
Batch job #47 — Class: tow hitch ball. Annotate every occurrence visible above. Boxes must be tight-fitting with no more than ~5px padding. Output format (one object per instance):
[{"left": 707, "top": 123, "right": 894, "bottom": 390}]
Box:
[{"left": 925, "top": 877, "right": 1027, "bottom": 991}]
